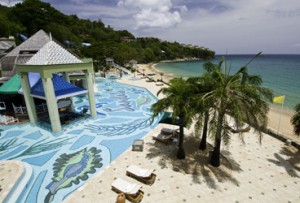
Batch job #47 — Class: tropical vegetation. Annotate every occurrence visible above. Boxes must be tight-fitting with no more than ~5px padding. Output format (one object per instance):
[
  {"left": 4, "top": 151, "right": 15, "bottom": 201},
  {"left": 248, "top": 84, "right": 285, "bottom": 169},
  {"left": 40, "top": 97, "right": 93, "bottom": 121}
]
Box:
[
  {"left": 0, "top": 0, "right": 215, "bottom": 68},
  {"left": 151, "top": 55, "right": 273, "bottom": 167},
  {"left": 151, "top": 78, "right": 195, "bottom": 159},
  {"left": 291, "top": 103, "right": 300, "bottom": 135}
]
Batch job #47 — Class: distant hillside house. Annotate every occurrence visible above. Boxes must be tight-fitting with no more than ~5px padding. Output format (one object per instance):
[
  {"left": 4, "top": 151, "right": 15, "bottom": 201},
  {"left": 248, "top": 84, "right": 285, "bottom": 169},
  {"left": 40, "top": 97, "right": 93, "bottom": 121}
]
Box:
[
  {"left": 120, "top": 36, "right": 134, "bottom": 42},
  {"left": 106, "top": 58, "right": 114, "bottom": 67},
  {"left": 128, "top": 59, "right": 137, "bottom": 68}
]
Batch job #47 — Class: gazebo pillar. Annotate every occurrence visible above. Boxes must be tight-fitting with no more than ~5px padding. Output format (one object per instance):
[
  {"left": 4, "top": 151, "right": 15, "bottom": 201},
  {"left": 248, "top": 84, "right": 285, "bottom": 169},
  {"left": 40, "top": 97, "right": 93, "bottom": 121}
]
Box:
[
  {"left": 62, "top": 72, "right": 70, "bottom": 82},
  {"left": 42, "top": 77, "right": 61, "bottom": 132},
  {"left": 20, "top": 73, "right": 38, "bottom": 123},
  {"left": 85, "top": 71, "right": 97, "bottom": 117}
]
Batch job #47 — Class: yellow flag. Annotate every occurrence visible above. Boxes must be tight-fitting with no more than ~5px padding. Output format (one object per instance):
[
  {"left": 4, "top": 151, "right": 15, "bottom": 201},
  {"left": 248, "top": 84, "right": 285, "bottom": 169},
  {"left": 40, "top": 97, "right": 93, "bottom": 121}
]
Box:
[{"left": 273, "top": 96, "right": 285, "bottom": 104}]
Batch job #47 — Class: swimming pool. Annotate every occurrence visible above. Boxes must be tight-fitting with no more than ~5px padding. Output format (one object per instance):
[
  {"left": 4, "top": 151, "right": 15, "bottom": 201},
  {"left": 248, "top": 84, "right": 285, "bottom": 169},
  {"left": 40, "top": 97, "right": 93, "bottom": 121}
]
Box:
[{"left": 0, "top": 78, "right": 160, "bottom": 203}]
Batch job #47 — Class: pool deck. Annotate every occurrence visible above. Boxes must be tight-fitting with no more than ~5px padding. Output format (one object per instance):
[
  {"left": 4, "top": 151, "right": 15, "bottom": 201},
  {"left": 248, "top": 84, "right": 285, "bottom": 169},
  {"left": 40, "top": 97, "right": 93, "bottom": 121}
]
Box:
[
  {"left": 1, "top": 76, "right": 300, "bottom": 202},
  {"left": 0, "top": 160, "right": 25, "bottom": 202},
  {"left": 62, "top": 122, "right": 300, "bottom": 203}
]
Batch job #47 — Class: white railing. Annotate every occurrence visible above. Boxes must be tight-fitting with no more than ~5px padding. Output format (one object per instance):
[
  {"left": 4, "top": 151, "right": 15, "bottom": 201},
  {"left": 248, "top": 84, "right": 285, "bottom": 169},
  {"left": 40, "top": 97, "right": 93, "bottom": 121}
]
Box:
[{"left": 13, "top": 103, "right": 48, "bottom": 114}]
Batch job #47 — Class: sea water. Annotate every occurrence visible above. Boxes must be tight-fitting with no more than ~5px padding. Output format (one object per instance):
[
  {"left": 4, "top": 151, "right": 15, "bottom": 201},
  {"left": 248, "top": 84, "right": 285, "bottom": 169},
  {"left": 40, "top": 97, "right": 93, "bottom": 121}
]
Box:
[{"left": 155, "top": 54, "right": 300, "bottom": 110}]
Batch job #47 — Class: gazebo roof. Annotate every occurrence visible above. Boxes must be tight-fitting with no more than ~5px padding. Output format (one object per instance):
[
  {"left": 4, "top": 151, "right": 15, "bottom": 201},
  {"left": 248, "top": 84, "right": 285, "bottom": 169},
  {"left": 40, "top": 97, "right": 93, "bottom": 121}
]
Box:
[
  {"left": 5, "top": 30, "right": 50, "bottom": 57},
  {"left": 0, "top": 30, "right": 50, "bottom": 76},
  {"left": 26, "top": 40, "right": 82, "bottom": 65},
  {"left": 30, "top": 73, "right": 87, "bottom": 100}
]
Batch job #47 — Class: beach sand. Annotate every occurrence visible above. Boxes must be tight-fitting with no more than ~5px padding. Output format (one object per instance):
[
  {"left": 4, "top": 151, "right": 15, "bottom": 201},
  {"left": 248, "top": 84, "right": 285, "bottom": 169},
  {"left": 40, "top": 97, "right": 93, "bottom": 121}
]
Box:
[{"left": 136, "top": 64, "right": 300, "bottom": 143}]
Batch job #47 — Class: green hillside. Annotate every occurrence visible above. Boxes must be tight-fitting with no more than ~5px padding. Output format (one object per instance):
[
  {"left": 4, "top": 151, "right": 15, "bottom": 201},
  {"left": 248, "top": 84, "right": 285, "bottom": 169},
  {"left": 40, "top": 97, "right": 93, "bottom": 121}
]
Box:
[{"left": 0, "top": 0, "right": 215, "bottom": 68}]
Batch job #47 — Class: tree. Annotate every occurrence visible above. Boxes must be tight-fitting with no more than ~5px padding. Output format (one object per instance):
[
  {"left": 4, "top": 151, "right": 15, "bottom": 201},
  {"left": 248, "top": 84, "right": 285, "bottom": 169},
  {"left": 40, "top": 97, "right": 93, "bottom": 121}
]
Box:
[
  {"left": 199, "top": 56, "right": 273, "bottom": 167},
  {"left": 187, "top": 61, "right": 224, "bottom": 151},
  {"left": 151, "top": 78, "right": 195, "bottom": 159},
  {"left": 291, "top": 103, "right": 300, "bottom": 135}
]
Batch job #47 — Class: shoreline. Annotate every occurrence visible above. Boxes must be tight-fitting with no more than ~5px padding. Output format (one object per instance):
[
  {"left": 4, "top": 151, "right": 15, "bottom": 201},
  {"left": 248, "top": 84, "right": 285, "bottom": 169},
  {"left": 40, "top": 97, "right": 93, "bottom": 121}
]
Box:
[{"left": 135, "top": 63, "right": 299, "bottom": 143}]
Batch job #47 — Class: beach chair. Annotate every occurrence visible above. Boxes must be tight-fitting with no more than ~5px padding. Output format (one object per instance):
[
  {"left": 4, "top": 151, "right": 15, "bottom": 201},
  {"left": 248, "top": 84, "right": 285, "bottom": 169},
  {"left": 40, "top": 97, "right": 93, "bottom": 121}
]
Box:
[
  {"left": 0, "top": 115, "right": 19, "bottom": 125},
  {"left": 229, "top": 124, "right": 250, "bottom": 133},
  {"left": 152, "top": 133, "right": 174, "bottom": 144},
  {"left": 126, "top": 165, "right": 156, "bottom": 185},
  {"left": 111, "top": 178, "right": 144, "bottom": 203},
  {"left": 160, "top": 127, "right": 177, "bottom": 135}
]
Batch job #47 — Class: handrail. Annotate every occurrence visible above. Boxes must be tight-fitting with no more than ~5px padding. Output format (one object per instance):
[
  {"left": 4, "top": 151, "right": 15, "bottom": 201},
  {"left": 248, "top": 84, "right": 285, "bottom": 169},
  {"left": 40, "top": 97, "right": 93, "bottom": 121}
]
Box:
[{"left": 12, "top": 103, "right": 48, "bottom": 114}]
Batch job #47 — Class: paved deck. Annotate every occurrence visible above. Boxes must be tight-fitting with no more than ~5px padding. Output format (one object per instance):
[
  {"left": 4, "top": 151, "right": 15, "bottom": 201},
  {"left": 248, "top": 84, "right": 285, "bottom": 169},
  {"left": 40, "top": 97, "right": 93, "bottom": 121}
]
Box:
[
  {"left": 63, "top": 123, "right": 300, "bottom": 203},
  {"left": 0, "top": 160, "right": 25, "bottom": 202}
]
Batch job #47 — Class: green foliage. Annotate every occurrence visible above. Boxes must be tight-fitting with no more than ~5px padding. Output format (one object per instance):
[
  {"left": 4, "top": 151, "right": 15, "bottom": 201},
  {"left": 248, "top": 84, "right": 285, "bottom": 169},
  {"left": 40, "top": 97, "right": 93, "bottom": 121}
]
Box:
[
  {"left": 0, "top": 0, "right": 215, "bottom": 66},
  {"left": 291, "top": 103, "right": 300, "bottom": 135},
  {"left": 193, "top": 56, "right": 273, "bottom": 167}
]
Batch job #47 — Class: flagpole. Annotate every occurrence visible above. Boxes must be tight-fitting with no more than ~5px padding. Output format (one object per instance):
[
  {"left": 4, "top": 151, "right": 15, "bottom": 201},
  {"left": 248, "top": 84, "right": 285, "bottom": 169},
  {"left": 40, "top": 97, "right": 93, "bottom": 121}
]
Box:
[{"left": 277, "top": 97, "right": 285, "bottom": 134}]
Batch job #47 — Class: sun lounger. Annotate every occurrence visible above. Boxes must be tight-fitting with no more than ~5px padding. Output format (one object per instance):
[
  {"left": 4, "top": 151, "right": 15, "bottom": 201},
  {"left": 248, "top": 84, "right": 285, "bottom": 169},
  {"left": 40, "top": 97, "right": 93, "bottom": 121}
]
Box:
[
  {"left": 111, "top": 178, "right": 144, "bottom": 203},
  {"left": 152, "top": 133, "right": 174, "bottom": 144},
  {"left": 160, "top": 127, "right": 177, "bottom": 135},
  {"left": 229, "top": 124, "right": 250, "bottom": 133},
  {"left": 126, "top": 165, "right": 156, "bottom": 185},
  {"left": 0, "top": 115, "right": 19, "bottom": 125}
]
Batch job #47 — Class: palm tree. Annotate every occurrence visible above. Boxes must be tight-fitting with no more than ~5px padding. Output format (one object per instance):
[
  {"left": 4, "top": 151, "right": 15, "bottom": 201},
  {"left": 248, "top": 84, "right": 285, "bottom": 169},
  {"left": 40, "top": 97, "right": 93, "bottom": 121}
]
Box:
[
  {"left": 151, "top": 78, "right": 195, "bottom": 159},
  {"left": 291, "top": 103, "right": 300, "bottom": 135},
  {"left": 187, "top": 60, "right": 227, "bottom": 151},
  {"left": 199, "top": 57, "right": 273, "bottom": 167},
  {"left": 159, "top": 72, "right": 164, "bottom": 81}
]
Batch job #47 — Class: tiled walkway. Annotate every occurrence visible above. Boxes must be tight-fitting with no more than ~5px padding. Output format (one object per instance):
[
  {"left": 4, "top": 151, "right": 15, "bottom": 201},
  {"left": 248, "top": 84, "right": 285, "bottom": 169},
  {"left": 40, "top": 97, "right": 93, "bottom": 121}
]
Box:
[{"left": 64, "top": 123, "right": 300, "bottom": 203}]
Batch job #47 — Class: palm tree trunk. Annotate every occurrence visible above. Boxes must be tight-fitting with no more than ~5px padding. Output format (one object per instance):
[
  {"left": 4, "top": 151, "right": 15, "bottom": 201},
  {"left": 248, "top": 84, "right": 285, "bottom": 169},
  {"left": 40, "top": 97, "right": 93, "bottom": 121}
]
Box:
[
  {"left": 210, "top": 111, "right": 224, "bottom": 167},
  {"left": 199, "top": 111, "right": 209, "bottom": 150},
  {"left": 177, "top": 116, "right": 185, "bottom": 159}
]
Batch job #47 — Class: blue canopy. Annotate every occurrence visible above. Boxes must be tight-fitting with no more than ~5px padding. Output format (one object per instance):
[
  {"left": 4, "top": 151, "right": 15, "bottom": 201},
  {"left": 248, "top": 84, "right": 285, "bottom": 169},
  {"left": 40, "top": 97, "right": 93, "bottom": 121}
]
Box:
[{"left": 30, "top": 73, "right": 88, "bottom": 100}]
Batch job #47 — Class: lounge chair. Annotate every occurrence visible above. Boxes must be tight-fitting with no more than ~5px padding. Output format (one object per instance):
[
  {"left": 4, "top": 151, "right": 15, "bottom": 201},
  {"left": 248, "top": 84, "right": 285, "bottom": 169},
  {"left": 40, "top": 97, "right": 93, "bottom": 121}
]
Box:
[
  {"left": 0, "top": 115, "right": 19, "bottom": 125},
  {"left": 229, "top": 124, "right": 250, "bottom": 133},
  {"left": 111, "top": 178, "right": 144, "bottom": 203},
  {"left": 152, "top": 133, "right": 174, "bottom": 144},
  {"left": 126, "top": 165, "right": 156, "bottom": 185},
  {"left": 160, "top": 127, "right": 178, "bottom": 135}
]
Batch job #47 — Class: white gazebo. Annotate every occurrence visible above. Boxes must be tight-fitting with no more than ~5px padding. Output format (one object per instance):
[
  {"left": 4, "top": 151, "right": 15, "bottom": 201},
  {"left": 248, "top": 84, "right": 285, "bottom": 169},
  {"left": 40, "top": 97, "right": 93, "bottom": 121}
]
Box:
[{"left": 17, "top": 37, "right": 96, "bottom": 132}]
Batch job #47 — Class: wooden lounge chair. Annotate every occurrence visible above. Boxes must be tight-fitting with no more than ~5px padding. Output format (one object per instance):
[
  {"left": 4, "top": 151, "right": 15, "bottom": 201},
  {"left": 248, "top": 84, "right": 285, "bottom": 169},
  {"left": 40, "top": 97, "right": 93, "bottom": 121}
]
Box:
[
  {"left": 229, "top": 124, "right": 251, "bottom": 133},
  {"left": 126, "top": 165, "right": 156, "bottom": 185},
  {"left": 111, "top": 178, "right": 144, "bottom": 203},
  {"left": 160, "top": 127, "right": 178, "bottom": 135},
  {"left": 152, "top": 133, "right": 174, "bottom": 144}
]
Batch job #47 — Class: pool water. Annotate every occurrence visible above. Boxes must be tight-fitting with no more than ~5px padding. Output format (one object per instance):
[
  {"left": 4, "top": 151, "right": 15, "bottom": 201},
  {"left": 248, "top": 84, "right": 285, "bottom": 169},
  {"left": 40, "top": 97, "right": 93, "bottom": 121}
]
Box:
[{"left": 0, "top": 78, "right": 160, "bottom": 203}]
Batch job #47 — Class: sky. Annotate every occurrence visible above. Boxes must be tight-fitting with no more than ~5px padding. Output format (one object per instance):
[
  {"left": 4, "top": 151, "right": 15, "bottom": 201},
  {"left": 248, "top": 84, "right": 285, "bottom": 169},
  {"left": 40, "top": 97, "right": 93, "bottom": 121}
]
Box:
[{"left": 1, "top": 0, "right": 300, "bottom": 54}]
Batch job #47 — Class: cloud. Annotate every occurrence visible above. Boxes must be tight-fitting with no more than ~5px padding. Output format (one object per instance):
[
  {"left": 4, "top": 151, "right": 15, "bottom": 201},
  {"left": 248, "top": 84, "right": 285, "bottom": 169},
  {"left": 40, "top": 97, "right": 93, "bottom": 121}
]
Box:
[
  {"left": 117, "top": 0, "right": 186, "bottom": 28},
  {"left": 0, "top": 0, "right": 21, "bottom": 6}
]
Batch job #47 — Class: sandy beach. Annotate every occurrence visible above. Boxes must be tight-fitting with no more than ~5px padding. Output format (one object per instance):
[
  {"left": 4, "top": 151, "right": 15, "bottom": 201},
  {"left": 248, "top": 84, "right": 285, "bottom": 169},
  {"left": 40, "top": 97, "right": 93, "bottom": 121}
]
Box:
[{"left": 135, "top": 64, "right": 300, "bottom": 143}]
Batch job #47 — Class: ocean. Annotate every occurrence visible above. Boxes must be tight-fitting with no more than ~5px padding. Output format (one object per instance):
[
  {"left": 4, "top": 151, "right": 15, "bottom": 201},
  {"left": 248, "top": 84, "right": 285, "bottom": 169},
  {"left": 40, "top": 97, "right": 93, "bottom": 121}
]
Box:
[{"left": 155, "top": 54, "right": 300, "bottom": 110}]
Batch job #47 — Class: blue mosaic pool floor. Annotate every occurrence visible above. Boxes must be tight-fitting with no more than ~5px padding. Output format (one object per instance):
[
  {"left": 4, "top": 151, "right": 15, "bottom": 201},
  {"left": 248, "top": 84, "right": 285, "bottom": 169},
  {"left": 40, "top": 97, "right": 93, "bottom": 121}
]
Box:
[{"left": 0, "top": 79, "right": 160, "bottom": 203}]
